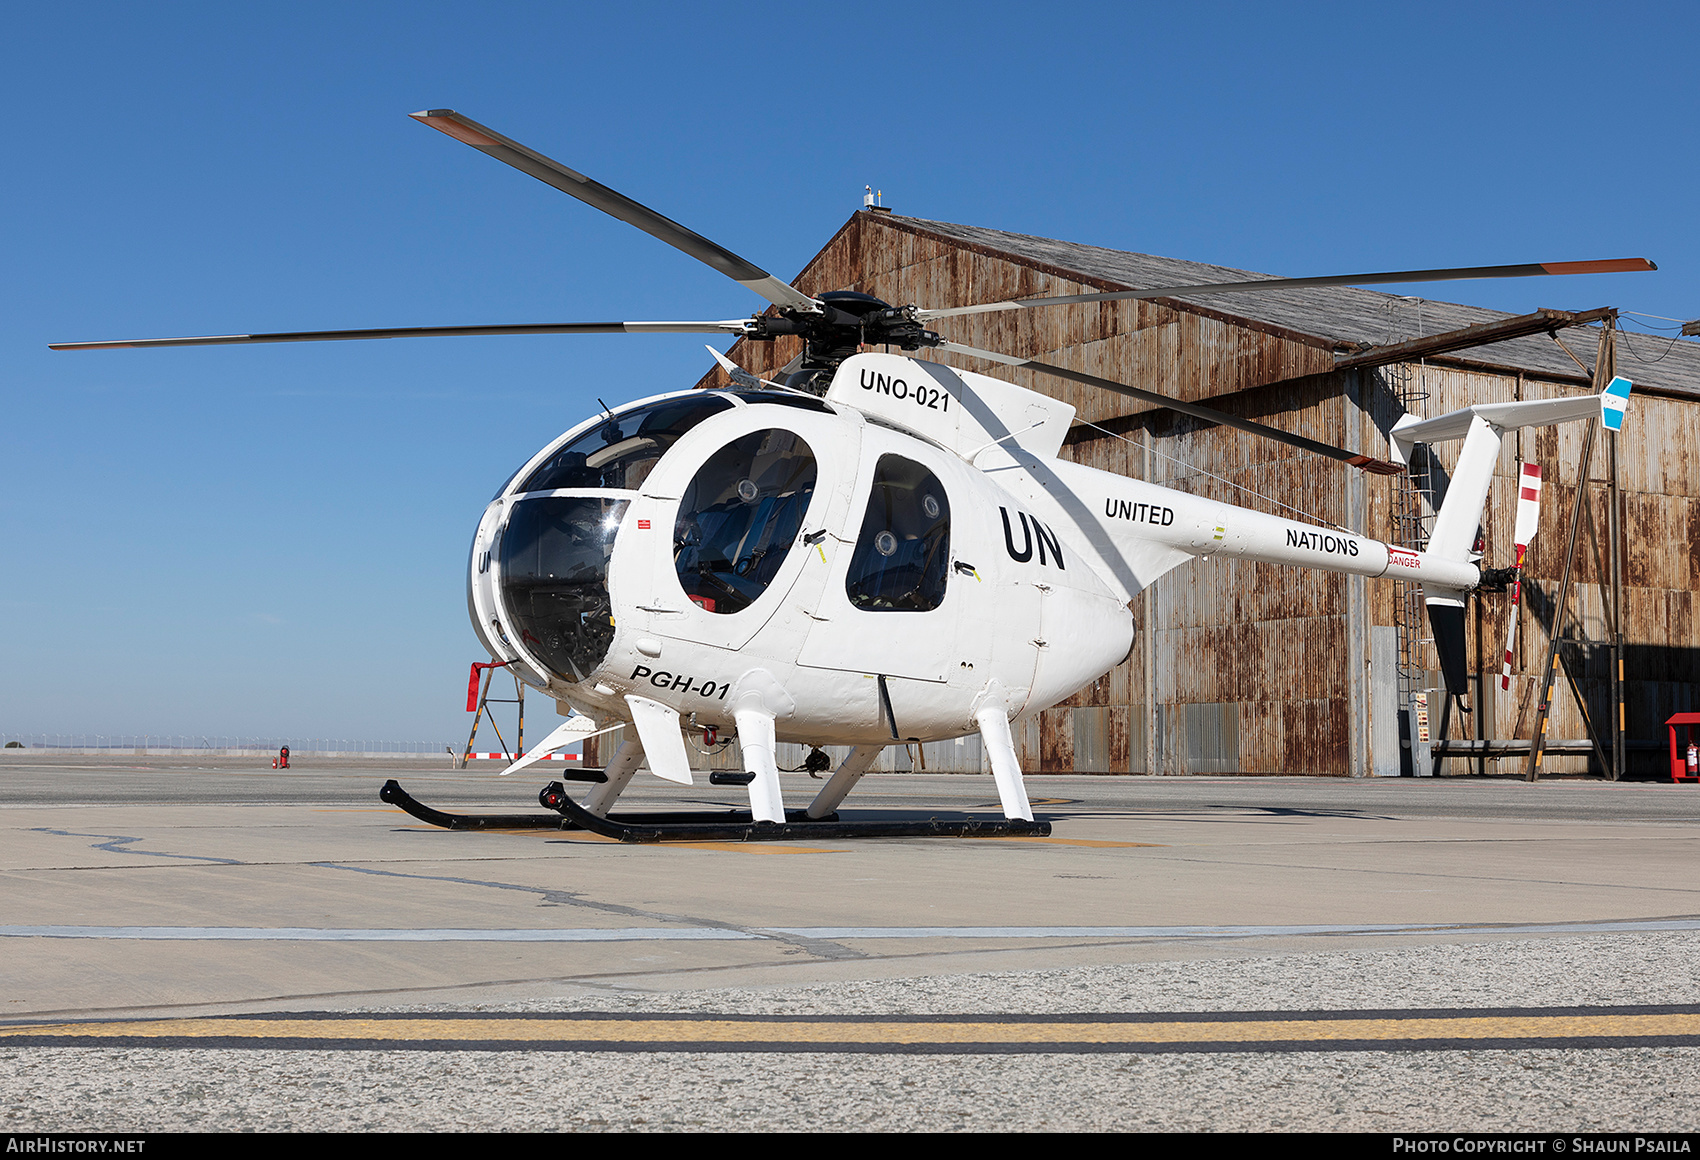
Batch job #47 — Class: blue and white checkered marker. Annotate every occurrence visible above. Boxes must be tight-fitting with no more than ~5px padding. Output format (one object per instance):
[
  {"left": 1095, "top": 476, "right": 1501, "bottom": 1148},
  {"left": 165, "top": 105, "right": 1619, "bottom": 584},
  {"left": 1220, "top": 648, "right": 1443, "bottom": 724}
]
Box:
[{"left": 1600, "top": 375, "right": 1631, "bottom": 432}]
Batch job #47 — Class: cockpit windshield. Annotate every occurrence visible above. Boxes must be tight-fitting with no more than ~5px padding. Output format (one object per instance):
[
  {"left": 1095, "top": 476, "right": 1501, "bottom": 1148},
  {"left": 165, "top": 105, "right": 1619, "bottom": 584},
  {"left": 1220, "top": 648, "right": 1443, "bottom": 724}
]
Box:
[
  {"left": 498, "top": 495, "right": 628, "bottom": 684},
  {"left": 512, "top": 395, "right": 734, "bottom": 495}
]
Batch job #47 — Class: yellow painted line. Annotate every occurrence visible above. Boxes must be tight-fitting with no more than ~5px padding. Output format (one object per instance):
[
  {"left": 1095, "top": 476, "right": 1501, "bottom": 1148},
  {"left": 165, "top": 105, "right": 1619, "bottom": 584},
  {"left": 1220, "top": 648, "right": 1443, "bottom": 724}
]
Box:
[
  {"left": 656, "top": 843, "right": 840, "bottom": 854},
  {"left": 964, "top": 836, "right": 1163, "bottom": 848},
  {"left": 6, "top": 1013, "right": 1698, "bottom": 1046},
  {"left": 389, "top": 825, "right": 597, "bottom": 837}
]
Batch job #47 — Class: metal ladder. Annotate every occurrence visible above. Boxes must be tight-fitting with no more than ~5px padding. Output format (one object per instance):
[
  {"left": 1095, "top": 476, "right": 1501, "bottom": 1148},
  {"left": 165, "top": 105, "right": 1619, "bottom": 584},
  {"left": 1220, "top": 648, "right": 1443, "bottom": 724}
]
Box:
[{"left": 1381, "top": 344, "right": 1439, "bottom": 773}]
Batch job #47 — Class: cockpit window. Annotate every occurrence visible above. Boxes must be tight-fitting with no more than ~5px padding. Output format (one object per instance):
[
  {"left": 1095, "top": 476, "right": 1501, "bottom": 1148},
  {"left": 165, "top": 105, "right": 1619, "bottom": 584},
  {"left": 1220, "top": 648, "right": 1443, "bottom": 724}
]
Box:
[
  {"left": 674, "top": 429, "right": 817, "bottom": 616},
  {"left": 845, "top": 455, "right": 951, "bottom": 612},
  {"left": 498, "top": 496, "right": 628, "bottom": 684},
  {"left": 515, "top": 395, "right": 734, "bottom": 495}
]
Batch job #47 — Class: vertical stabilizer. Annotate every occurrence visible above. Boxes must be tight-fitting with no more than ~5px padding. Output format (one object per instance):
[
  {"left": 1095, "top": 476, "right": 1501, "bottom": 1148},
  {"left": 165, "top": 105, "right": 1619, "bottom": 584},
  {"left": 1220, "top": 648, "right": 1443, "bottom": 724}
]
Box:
[{"left": 1388, "top": 380, "right": 1631, "bottom": 698}]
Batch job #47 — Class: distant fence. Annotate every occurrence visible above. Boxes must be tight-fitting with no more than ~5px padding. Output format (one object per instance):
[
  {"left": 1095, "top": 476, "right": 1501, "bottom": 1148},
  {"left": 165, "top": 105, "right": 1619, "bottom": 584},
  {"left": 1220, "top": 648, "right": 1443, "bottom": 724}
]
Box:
[
  {"left": 584, "top": 726, "right": 991, "bottom": 774},
  {"left": 0, "top": 734, "right": 452, "bottom": 757},
  {"left": 2, "top": 732, "right": 995, "bottom": 770}
]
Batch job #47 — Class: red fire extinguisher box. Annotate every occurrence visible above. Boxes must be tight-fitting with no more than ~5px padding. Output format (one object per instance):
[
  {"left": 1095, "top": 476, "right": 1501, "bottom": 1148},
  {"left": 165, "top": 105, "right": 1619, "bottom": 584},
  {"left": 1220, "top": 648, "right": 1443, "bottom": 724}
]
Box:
[{"left": 1665, "top": 714, "right": 1700, "bottom": 783}]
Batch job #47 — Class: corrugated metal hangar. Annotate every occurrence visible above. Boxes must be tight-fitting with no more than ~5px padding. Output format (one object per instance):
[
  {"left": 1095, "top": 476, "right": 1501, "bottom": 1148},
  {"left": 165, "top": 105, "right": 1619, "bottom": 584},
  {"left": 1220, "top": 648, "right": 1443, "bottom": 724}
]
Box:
[{"left": 688, "top": 209, "right": 1699, "bottom": 778}]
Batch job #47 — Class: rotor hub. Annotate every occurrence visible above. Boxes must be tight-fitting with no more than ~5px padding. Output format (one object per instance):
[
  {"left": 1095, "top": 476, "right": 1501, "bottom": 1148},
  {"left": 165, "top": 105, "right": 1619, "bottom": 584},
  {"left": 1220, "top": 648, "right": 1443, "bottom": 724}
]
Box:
[{"left": 748, "top": 291, "right": 940, "bottom": 387}]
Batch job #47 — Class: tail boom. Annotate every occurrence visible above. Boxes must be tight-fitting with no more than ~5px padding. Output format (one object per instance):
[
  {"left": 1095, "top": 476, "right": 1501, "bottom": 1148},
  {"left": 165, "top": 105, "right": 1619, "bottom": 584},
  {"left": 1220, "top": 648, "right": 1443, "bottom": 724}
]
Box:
[{"left": 1030, "top": 460, "right": 1478, "bottom": 600}]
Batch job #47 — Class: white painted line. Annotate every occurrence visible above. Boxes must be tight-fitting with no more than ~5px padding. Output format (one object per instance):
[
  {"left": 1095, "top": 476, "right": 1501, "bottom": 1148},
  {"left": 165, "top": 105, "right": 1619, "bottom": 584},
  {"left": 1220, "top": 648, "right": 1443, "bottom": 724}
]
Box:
[
  {"left": 773, "top": 920, "right": 1700, "bottom": 939},
  {"left": 0, "top": 926, "right": 757, "bottom": 942},
  {"left": 2, "top": 918, "right": 1697, "bottom": 943}
]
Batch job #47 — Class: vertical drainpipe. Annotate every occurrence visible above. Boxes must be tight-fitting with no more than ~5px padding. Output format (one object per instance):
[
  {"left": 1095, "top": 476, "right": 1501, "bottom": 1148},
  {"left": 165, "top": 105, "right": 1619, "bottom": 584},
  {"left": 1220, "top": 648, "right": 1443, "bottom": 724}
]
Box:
[
  {"left": 1142, "top": 428, "right": 1159, "bottom": 778},
  {"left": 1345, "top": 370, "right": 1370, "bottom": 777}
]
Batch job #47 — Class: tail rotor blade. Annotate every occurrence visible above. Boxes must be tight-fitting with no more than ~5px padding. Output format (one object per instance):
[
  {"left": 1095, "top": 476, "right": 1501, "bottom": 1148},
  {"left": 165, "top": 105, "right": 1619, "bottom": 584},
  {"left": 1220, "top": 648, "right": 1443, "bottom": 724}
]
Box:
[
  {"left": 1513, "top": 462, "right": 1544, "bottom": 551},
  {"left": 1501, "top": 462, "right": 1544, "bottom": 691}
]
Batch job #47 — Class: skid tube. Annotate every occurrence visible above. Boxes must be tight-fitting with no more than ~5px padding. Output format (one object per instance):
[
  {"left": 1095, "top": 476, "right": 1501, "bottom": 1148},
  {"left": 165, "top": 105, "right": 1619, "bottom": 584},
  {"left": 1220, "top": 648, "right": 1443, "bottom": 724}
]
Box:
[
  {"left": 378, "top": 779, "right": 761, "bottom": 831},
  {"left": 379, "top": 779, "right": 1052, "bottom": 842}
]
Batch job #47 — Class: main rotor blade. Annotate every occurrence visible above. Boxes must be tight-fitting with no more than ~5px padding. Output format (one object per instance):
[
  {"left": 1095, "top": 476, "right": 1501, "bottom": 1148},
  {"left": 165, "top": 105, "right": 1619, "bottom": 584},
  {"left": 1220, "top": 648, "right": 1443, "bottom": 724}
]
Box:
[
  {"left": 920, "top": 258, "right": 1657, "bottom": 320},
  {"left": 938, "top": 341, "right": 1403, "bottom": 475},
  {"left": 50, "top": 320, "right": 754, "bottom": 350},
  {"left": 411, "top": 110, "right": 820, "bottom": 314}
]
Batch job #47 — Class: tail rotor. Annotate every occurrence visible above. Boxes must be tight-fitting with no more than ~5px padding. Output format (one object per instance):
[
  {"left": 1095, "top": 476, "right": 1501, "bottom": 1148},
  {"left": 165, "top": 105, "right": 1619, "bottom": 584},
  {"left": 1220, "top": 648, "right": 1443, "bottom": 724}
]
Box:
[{"left": 1499, "top": 462, "right": 1544, "bottom": 691}]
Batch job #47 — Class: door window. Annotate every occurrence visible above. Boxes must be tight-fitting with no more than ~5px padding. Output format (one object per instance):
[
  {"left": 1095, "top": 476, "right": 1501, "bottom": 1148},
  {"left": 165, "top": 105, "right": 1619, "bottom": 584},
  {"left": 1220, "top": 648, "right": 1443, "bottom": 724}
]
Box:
[
  {"left": 674, "top": 429, "right": 817, "bottom": 615},
  {"left": 845, "top": 455, "right": 951, "bottom": 612}
]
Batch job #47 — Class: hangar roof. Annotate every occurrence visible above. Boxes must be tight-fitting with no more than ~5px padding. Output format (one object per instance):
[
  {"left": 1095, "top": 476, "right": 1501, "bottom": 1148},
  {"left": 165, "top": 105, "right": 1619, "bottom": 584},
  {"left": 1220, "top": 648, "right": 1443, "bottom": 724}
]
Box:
[{"left": 893, "top": 215, "right": 1700, "bottom": 399}]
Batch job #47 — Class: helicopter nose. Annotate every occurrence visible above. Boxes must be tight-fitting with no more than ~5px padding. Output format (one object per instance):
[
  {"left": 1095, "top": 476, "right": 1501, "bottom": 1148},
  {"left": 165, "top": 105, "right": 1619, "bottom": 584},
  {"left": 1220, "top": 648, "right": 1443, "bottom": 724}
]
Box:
[{"left": 488, "top": 494, "right": 630, "bottom": 686}]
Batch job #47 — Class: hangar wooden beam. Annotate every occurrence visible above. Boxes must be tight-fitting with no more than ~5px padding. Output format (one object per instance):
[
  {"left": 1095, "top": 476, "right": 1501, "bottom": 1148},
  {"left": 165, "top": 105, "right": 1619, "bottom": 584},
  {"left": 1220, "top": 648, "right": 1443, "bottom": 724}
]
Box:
[{"left": 1334, "top": 307, "right": 1616, "bottom": 371}]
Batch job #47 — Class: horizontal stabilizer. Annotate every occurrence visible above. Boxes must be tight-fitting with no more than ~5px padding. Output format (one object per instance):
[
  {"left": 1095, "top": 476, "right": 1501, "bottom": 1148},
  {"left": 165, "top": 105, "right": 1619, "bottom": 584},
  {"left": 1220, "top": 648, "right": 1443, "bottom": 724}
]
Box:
[{"left": 1388, "top": 378, "right": 1632, "bottom": 465}]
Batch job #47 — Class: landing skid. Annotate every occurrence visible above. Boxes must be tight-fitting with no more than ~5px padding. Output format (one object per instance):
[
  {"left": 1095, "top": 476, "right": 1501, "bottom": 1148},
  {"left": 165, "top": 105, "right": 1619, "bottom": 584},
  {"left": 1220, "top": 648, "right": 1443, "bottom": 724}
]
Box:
[
  {"left": 380, "top": 780, "right": 562, "bottom": 830},
  {"left": 378, "top": 779, "right": 1052, "bottom": 842},
  {"left": 378, "top": 779, "right": 740, "bottom": 831},
  {"left": 551, "top": 788, "right": 1051, "bottom": 843}
]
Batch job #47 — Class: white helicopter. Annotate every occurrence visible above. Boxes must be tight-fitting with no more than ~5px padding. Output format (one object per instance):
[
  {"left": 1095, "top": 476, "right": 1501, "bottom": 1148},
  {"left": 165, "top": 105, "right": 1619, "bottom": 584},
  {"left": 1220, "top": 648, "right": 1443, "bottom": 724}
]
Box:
[{"left": 54, "top": 111, "right": 1650, "bottom": 841}]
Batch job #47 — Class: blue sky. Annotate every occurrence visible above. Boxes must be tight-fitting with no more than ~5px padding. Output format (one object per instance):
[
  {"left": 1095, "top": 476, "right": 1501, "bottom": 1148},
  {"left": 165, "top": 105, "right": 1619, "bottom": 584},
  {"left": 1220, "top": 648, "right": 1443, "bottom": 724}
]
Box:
[{"left": 4, "top": 2, "right": 1695, "bottom": 742}]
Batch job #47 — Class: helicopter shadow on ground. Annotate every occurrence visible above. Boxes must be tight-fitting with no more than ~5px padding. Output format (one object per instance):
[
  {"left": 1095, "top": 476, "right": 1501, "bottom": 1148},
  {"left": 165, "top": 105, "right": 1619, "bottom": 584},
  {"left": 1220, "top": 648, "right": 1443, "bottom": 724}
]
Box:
[
  {"left": 631, "top": 790, "right": 1400, "bottom": 825},
  {"left": 769, "top": 800, "right": 1400, "bottom": 825},
  {"left": 1028, "top": 803, "right": 1399, "bottom": 824},
  {"left": 1518, "top": 586, "right": 1700, "bottom": 779}
]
